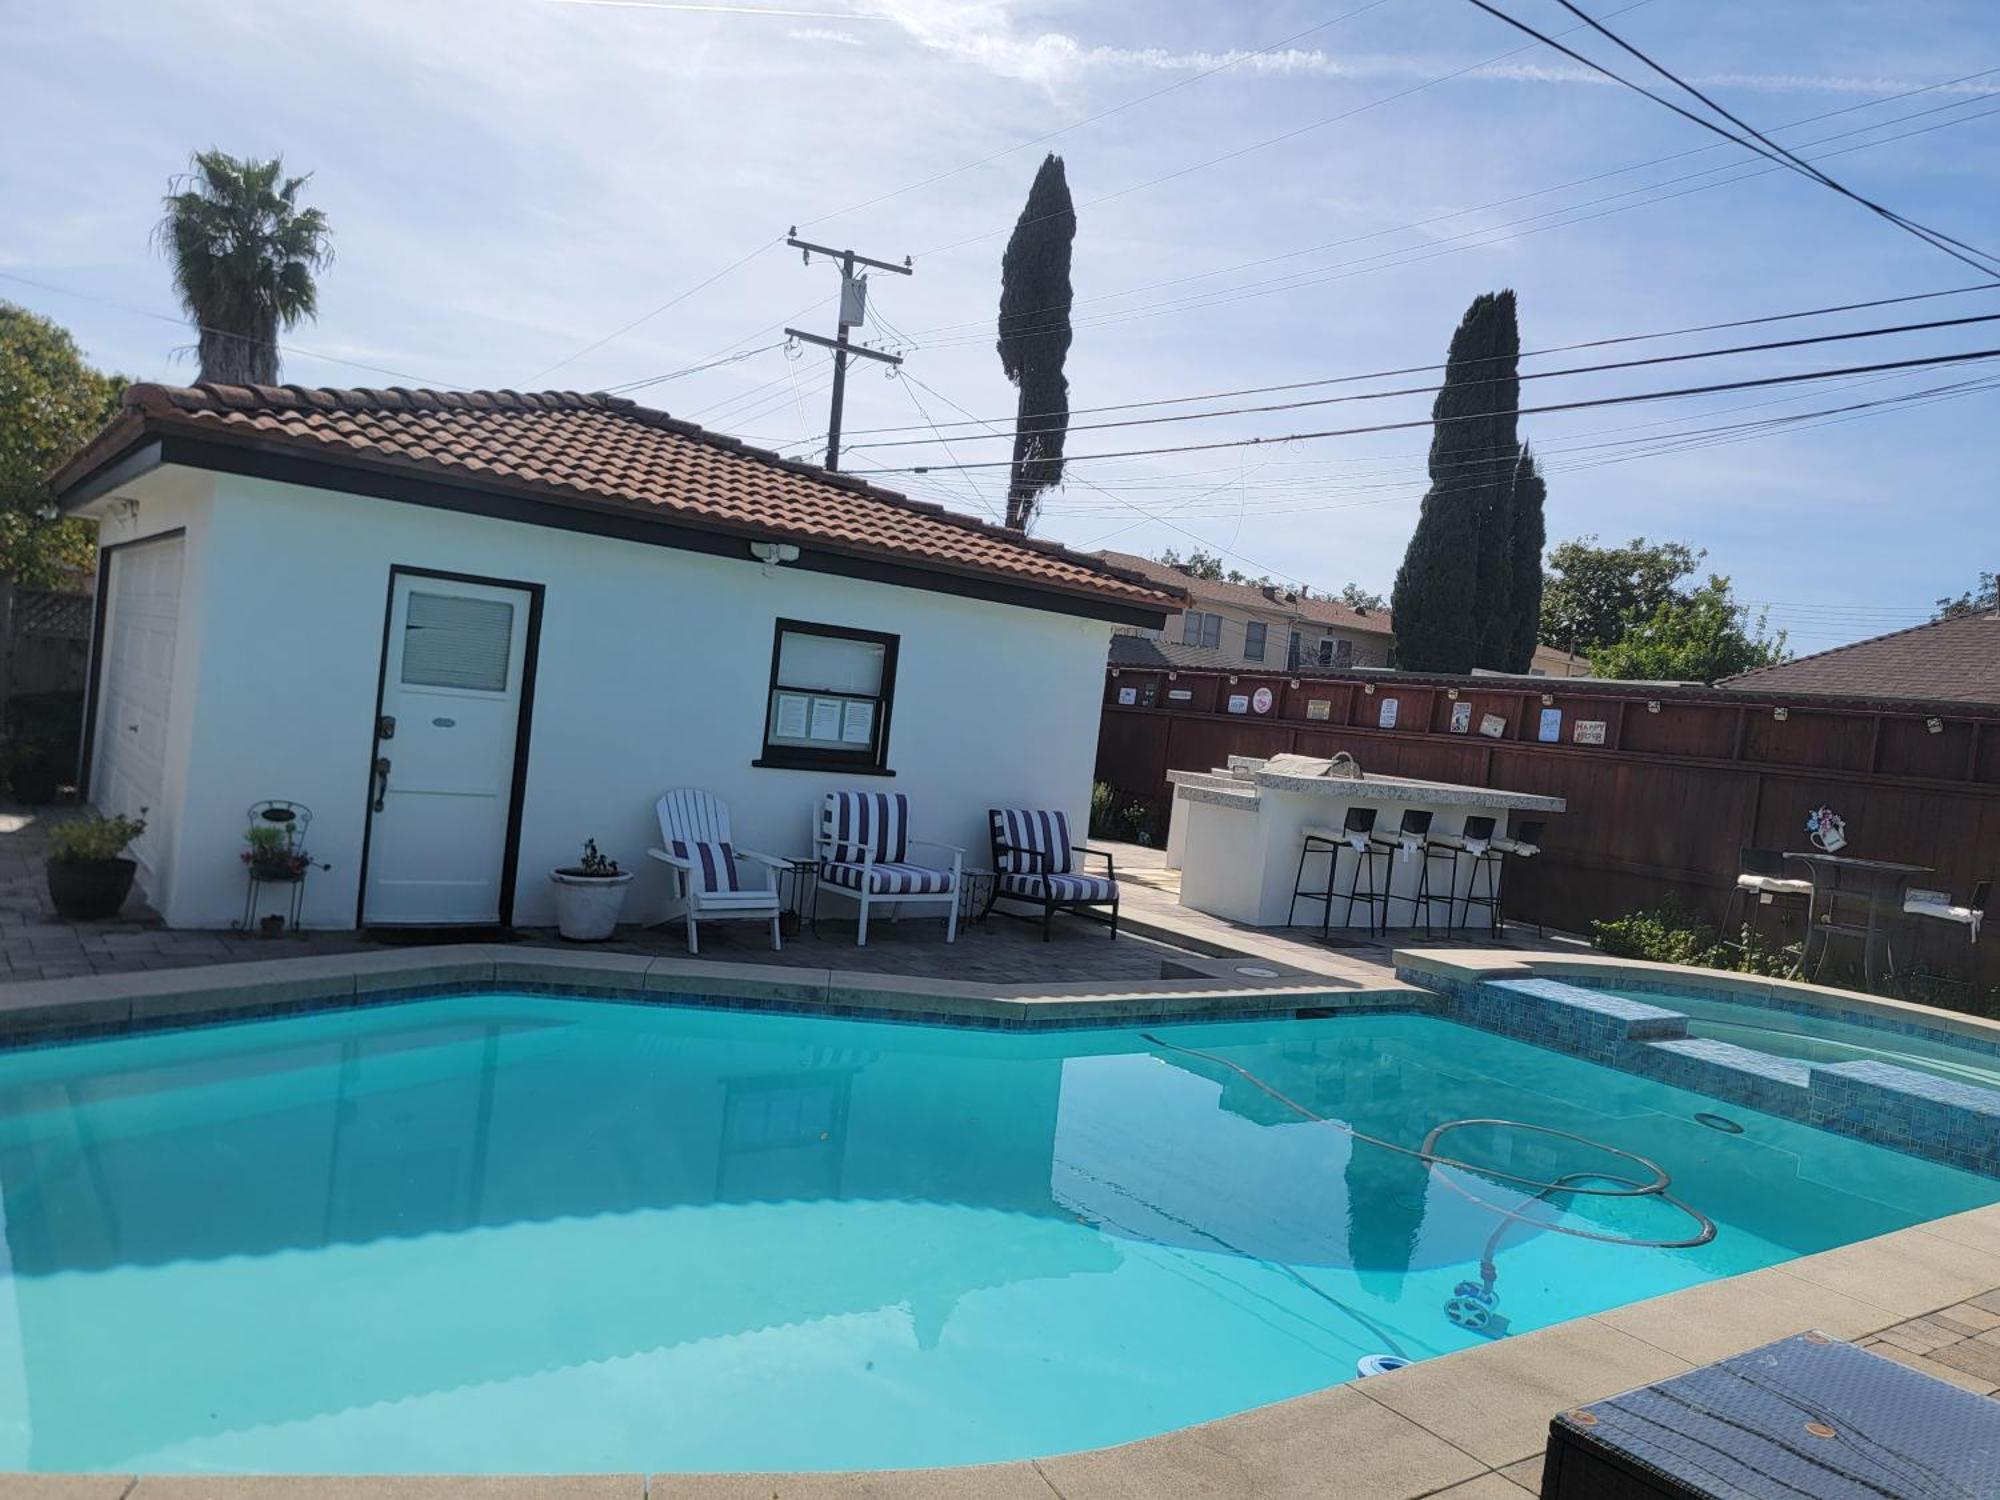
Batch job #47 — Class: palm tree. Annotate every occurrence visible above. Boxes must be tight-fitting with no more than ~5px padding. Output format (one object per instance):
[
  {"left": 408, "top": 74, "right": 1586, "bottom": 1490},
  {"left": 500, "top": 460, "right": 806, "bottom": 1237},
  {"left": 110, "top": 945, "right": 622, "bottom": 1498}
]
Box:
[{"left": 156, "top": 151, "right": 332, "bottom": 386}]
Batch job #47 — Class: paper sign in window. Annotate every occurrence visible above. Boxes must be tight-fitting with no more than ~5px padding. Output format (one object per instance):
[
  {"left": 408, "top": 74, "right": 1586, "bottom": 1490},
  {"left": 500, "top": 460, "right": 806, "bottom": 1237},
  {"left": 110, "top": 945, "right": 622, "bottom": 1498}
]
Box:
[
  {"left": 809, "top": 699, "right": 843, "bottom": 742},
  {"left": 774, "top": 693, "right": 811, "bottom": 740},
  {"left": 840, "top": 701, "right": 874, "bottom": 745}
]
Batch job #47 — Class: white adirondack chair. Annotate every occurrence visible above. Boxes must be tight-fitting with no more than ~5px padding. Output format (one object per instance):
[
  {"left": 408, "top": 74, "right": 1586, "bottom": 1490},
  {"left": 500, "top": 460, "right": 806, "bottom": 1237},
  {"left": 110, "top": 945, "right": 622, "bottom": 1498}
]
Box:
[{"left": 647, "top": 789, "right": 790, "bottom": 955}]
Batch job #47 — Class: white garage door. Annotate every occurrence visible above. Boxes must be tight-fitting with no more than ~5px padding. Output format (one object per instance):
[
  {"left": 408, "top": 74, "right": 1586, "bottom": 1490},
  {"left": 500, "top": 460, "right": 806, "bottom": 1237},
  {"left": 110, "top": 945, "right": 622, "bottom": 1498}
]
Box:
[{"left": 92, "top": 536, "right": 184, "bottom": 875}]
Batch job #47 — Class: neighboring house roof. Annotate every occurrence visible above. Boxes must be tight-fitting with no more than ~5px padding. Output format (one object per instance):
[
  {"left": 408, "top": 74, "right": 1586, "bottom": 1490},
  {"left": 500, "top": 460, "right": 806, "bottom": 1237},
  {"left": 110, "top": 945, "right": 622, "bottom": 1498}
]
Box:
[
  {"left": 1108, "top": 635, "right": 1246, "bottom": 672},
  {"left": 1094, "top": 550, "right": 1395, "bottom": 637},
  {"left": 53, "top": 384, "right": 1183, "bottom": 623},
  {"left": 1718, "top": 610, "right": 2000, "bottom": 707}
]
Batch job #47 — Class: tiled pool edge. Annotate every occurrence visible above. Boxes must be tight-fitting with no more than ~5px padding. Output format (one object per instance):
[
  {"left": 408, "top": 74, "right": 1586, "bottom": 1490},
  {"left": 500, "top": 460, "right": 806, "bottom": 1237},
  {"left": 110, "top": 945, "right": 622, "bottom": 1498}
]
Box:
[
  {"left": 4, "top": 1206, "right": 1996, "bottom": 1499},
  {"left": 0, "top": 943, "right": 1431, "bottom": 1051},
  {"left": 1397, "top": 950, "right": 2000, "bottom": 1179}
]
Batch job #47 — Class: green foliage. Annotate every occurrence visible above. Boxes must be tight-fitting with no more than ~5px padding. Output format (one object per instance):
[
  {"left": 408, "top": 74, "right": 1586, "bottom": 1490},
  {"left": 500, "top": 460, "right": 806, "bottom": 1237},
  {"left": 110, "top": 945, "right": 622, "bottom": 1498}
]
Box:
[
  {"left": 1393, "top": 291, "right": 1520, "bottom": 673},
  {"left": 1933, "top": 571, "right": 1997, "bottom": 620},
  {"left": 1590, "top": 574, "right": 1787, "bottom": 684},
  {"left": 576, "top": 838, "right": 621, "bottom": 877},
  {"left": 1539, "top": 535, "right": 1703, "bottom": 658},
  {"left": 1338, "top": 582, "right": 1387, "bottom": 612},
  {"left": 0, "top": 303, "right": 124, "bottom": 586},
  {"left": 1591, "top": 902, "right": 1792, "bottom": 977},
  {"left": 48, "top": 814, "right": 146, "bottom": 864},
  {"left": 1088, "top": 782, "right": 1163, "bottom": 844},
  {"left": 1505, "top": 447, "right": 1546, "bottom": 670},
  {"left": 156, "top": 150, "right": 332, "bottom": 386},
  {"left": 997, "top": 154, "right": 1075, "bottom": 532}
]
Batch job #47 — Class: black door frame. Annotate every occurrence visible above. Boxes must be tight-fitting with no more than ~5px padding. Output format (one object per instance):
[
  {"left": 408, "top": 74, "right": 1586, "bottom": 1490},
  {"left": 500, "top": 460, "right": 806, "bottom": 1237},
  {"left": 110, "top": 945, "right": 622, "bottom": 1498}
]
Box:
[{"left": 355, "top": 565, "right": 546, "bottom": 929}]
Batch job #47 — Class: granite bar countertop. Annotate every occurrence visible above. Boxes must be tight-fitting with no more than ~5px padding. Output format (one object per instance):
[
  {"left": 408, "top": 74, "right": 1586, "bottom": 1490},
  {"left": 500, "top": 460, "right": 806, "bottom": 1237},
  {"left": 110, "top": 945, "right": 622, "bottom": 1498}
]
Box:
[{"left": 1167, "top": 766, "right": 1567, "bottom": 815}]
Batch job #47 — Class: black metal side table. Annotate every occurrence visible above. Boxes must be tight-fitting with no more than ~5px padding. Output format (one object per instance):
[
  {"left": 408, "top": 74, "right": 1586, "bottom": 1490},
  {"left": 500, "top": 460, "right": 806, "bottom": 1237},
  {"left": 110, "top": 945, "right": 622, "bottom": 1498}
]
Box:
[{"left": 780, "top": 857, "right": 819, "bottom": 937}]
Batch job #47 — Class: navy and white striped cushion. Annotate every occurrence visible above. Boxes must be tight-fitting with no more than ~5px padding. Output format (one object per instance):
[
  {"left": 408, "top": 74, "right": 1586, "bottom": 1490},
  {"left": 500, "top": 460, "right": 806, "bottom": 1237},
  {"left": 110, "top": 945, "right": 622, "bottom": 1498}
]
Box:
[
  {"left": 821, "top": 860, "right": 953, "bottom": 895},
  {"left": 671, "top": 840, "right": 740, "bottom": 893},
  {"left": 988, "top": 809, "right": 1073, "bottom": 875},
  {"left": 1000, "top": 872, "right": 1117, "bottom": 903},
  {"left": 821, "top": 792, "right": 908, "bottom": 865}
]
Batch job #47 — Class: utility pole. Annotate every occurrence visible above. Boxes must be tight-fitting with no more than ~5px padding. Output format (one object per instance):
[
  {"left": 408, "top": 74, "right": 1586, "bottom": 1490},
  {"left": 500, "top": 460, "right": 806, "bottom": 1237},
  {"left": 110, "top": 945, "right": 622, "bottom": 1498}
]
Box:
[{"left": 784, "top": 228, "right": 911, "bottom": 472}]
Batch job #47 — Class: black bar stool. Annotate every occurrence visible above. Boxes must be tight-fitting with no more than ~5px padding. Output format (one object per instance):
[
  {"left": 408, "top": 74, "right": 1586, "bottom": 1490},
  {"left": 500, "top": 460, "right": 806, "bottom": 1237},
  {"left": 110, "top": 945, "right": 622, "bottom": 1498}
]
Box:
[
  {"left": 1722, "top": 846, "right": 1815, "bottom": 949},
  {"left": 1370, "top": 809, "right": 1451, "bottom": 937},
  {"left": 1426, "top": 815, "right": 1498, "bottom": 934},
  {"left": 1289, "top": 806, "right": 1385, "bottom": 938},
  {"left": 1483, "top": 818, "right": 1546, "bottom": 936}
]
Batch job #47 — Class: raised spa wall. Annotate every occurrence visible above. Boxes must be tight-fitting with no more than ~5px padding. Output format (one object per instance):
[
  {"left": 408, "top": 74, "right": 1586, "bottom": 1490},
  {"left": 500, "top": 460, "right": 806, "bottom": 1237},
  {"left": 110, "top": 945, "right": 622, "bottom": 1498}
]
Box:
[{"left": 1397, "top": 952, "right": 2000, "bottom": 1180}]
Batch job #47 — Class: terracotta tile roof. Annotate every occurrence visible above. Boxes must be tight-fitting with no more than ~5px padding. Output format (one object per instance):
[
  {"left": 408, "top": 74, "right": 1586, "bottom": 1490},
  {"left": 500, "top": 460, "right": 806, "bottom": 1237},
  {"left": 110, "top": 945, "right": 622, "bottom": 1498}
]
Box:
[
  {"left": 1093, "top": 550, "right": 1394, "bottom": 636},
  {"left": 1719, "top": 610, "right": 2000, "bottom": 707},
  {"left": 56, "top": 384, "right": 1183, "bottom": 617}
]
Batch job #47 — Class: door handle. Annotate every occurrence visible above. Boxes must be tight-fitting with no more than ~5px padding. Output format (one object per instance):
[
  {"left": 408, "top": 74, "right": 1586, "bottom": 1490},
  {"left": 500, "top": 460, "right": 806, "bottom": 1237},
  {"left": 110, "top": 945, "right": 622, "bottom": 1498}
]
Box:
[{"left": 372, "top": 756, "right": 392, "bottom": 813}]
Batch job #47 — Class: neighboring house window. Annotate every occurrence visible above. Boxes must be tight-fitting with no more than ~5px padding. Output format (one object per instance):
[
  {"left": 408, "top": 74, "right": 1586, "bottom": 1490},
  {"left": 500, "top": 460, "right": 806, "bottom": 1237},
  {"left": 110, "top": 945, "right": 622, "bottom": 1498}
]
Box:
[
  {"left": 758, "top": 619, "right": 898, "bottom": 773},
  {"left": 1181, "top": 611, "right": 1222, "bottom": 650},
  {"left": 1333, "top": 638, "right": 1354, "bottom": 667},
  {"left": 1316, "top": 638, "right": 1333, "bottom": 666},
  {"left": 1288, "top": 631, "right": 1302, "bottom": 670},
  {"left": 1244, "top": 621, "right": 1267, "bottom": 661}
]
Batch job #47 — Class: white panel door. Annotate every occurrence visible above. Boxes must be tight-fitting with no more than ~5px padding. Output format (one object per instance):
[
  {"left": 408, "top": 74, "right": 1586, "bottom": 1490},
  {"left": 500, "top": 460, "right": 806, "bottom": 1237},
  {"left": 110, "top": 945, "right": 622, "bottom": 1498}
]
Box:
[
  {"left": 362, "top": 575, "right": 533, "bottom": 925},
  {"left": 92, "top": 535, "right": 184, "bottom": 876}
]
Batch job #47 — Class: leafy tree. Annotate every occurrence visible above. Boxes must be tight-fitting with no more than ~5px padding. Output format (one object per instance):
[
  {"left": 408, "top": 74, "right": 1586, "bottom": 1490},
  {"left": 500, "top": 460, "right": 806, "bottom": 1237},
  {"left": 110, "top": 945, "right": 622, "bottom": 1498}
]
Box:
[
  {"left": 1590, "top": 575, "right": 1787, "bottom": 683},
  {"left": 996, "top": 153, "right": 1074, "bottom": 532},
  {"left": 1934, "top": 571, "right": 1997, "bottom": 619},
  {"left": 1392, "top": 291, "right": 1519, "bottom": 672},
  {"left": 0, "top": 303, "right": 124, "bottom": 586},
  {"left": 156, "top": 150, "right": 332, "bottom": 385},
  {"left": 1539, "top": 535, "right": 1703, "bottom": 658},
  {"left": 1503, "top": 446, "right": 1547, "bottom": 670},
  {"left": 1338, "top": 583, "right": 1386, "bottom": 611}
]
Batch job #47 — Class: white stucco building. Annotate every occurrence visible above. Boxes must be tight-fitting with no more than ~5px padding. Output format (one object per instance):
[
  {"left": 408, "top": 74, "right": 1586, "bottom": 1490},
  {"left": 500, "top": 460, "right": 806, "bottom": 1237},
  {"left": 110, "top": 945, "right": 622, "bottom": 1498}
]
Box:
[{"left": 52, "top": 384, "right": 1178, "bottom": 931}]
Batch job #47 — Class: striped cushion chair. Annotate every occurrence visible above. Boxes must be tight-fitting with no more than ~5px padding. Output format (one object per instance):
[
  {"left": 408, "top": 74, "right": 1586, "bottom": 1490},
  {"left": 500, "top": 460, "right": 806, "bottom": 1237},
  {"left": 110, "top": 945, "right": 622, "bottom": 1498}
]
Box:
[
  {"left": 646, "top": 789, "right": 790, "bottom": 956},
  {"left": 985, "top": 807, "right": 1120, "bottom": 941},
  {"left": 815, "top": 791, "right": 963, "bottom": 947}
]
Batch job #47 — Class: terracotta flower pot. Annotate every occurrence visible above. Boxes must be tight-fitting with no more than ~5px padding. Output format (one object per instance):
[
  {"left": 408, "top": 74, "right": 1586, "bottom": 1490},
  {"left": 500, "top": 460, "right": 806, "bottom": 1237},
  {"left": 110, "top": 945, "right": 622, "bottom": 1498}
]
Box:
[{"left": 47, "top": 858, "right": 137, "bottom": 921}]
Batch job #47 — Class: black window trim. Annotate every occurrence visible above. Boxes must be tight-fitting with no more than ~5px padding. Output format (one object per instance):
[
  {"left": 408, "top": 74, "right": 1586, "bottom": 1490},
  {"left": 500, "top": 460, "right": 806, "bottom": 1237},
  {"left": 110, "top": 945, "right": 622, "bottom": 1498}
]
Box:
[
  {"left": 1244, "top": 620, "right": 1267, "bottom": 662},
  {"left": 753, "top": 617, "right": 901, "bottom": 776}
]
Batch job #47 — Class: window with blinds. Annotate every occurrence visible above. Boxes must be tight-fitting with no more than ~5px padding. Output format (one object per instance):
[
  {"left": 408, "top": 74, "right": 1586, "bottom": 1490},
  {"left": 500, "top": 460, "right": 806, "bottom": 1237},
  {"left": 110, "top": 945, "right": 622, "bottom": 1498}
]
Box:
[
  {"left": 758, "top": 619, "right": 900, "bottom": 773},
  {"left": 401, "top": 592, "right": 515, "bottom": 692}
]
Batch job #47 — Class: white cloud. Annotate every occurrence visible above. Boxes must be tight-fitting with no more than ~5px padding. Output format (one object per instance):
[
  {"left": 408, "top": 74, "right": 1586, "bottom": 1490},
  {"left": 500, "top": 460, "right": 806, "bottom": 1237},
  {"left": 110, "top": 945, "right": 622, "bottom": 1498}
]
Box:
[{"left": 788, "top": 26, "right": 865, "bottom": 45}]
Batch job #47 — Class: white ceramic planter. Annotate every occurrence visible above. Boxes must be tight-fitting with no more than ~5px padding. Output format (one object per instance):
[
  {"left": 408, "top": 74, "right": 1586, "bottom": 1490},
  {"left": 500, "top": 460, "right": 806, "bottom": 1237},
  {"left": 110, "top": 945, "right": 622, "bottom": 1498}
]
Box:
[{"left": 549, "top": 869, "right": 634, "bottom": 941}]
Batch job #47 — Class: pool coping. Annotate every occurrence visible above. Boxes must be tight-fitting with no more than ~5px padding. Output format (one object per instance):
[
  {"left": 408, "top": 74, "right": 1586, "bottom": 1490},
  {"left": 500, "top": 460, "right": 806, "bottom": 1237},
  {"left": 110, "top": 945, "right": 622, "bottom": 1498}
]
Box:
[
  {"left": 4, "top": 1205, "right": 1997, "bottom": 1498},
  {"left": 2, "top": 948, "right": 1998, "bottom": 1496}
]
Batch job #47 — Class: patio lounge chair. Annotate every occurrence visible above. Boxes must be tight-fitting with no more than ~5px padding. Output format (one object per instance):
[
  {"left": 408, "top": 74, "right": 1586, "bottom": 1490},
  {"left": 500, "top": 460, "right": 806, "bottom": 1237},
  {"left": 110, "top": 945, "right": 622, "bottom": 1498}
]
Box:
[
  {"left": 647, "top": 789, "right": 789, "bottom": 955},
  {"left": 983, "top": 808, "right": 1119, "bottom": 941},
  {"left": 815, "top": 791, "right": 962, "bottom": 947}
]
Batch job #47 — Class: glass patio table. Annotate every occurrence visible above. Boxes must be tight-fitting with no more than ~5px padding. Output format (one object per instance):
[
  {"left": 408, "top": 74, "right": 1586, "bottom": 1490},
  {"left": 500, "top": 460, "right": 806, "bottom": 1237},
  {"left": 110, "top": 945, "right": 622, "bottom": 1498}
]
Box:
[{"left": 1784, "top": 850, "right": 1933, "bottom": 988}]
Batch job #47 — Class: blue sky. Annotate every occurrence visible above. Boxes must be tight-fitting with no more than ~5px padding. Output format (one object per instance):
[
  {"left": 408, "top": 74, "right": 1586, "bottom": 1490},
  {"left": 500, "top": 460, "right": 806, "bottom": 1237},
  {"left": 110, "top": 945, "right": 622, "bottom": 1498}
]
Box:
[{"left": 4, "top": 0, "right": 1997, "bottom": 651}]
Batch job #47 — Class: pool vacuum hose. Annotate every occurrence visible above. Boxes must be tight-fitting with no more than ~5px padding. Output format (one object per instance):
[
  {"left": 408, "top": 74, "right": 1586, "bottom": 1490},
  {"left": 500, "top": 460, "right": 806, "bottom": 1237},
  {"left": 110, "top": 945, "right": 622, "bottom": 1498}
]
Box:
[{"left": 1138, "top": 1033, "right": 1719, "bottom": 1339}]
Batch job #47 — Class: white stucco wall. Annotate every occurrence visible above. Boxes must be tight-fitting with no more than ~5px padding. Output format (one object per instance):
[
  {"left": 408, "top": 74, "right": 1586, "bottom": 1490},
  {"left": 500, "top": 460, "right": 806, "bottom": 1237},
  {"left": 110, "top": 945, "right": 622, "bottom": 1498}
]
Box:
[{"left": 113, "top": 471, "right": 1119, "bottom": 930}]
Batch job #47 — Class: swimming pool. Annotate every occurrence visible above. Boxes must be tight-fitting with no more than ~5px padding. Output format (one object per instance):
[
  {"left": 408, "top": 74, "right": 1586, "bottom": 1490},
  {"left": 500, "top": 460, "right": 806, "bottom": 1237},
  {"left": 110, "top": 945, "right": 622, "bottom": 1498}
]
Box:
[
  {"left": 1598, "top": 985, "right": 2000, "bottom": 1094},
  {"left": 1, "top": 993, "right": 1994, "bottom": 1474}
]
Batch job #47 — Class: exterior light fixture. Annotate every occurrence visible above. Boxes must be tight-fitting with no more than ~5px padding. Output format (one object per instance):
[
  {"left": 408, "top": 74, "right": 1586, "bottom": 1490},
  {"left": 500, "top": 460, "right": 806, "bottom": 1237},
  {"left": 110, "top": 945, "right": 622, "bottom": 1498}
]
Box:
[
  {"left": 1288, "top": 679, "right": 1301, "bottom": 689},
  {"left": 1228, "top": 675, "right": 1240, "bottom": 685},
  {"left": 1541, "top": 693, "right": 1555, "bottom": 707},
  {"left": 1646, "top": 700, "right": 1662, "bottom": 714},
  {"left": 1166, "top": 672, "right": 1177, "bottom": 681},
  {"left": 1364, "top": 683, "right": 1377, "bottom": 695},
  {"left": 1773, "top": 706, "right": 1789, "bottom": 722},
  {"left": 1109, "top": 669, "right": 1121, "bottom": 679},
  {"left": 1446, "top": 688, "right": 1460, "bottom": 700},
  {"left": 1926, "top": 717, "right": 1945, "bottom": 734},
  {"left": 749, "top": 541, "right": 800, "bottom": 566}
]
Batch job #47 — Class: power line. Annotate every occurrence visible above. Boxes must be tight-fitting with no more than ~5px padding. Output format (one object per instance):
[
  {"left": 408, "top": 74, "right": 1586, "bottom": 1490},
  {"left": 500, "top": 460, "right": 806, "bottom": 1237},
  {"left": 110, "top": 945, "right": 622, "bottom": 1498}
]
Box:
[
  {"left": 1460, "top": 0, "right": 2000, "bottom": 277},
  {"left": 876, "top": 346, "right": 2000, "bottom": 473},
  {"left": 600, "top": 339, "right": 788, "bottom": 394},
  {"left": 821, "top": 285, "right": 2000, "bottom": 441},
  {"left": 842, "top": 310, "right": 2000, "bottom": 453},
  {"left": 516, "top": 234, "right": 785, "bottom": 387}
]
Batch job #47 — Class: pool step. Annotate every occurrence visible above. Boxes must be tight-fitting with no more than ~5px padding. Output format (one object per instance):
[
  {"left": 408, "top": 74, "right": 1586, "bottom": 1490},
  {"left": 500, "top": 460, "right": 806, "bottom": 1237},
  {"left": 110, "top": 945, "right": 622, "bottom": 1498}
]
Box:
[{"left": 1428, "top": 975, "right": 2000, "bottom": 1178}]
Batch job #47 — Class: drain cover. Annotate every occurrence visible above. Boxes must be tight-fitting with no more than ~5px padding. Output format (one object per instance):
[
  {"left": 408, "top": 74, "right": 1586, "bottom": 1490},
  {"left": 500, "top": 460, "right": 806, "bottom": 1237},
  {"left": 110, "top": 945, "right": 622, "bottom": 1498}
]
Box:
[{"left": 1695, "top": 1111, "right": 1745, "bottom": 1134}]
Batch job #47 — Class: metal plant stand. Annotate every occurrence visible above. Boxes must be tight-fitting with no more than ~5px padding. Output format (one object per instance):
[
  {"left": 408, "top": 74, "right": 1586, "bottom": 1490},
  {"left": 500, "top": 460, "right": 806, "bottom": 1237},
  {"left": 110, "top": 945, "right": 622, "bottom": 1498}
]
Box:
[{"left": 237, "top": 800, "right": 326, "bottom": 938}]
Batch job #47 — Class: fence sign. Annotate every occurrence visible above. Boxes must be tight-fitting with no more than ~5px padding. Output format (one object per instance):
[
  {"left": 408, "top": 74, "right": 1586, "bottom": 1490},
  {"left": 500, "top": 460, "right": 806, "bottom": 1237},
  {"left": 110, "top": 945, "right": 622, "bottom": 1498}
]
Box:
[
  {"left": 1252, "top": 686, "right": 1274, "bottom": 714},
  {"left": 1573, "top": 719, "right": 1607, "bottom": 746},
  {"left": 1226, "top": 694, "right": 1250, "bottom": 714},
  {"left": 1306, "top": 699, "right": 1332, "bottom": 721},
  {"left": 1449, "top": 701, "right": 1472, "bottom": 734},
  {"left": 1117, "top": 686, "right": 1138, "bottom": 705},
  {"left": 1538, "top": 707, "right": 1563, "bottom": 742},
  {"left": 1479, "top": 712, "right": 1508, "bottom": 739},
  {"left": 1377, "top": 697, "right": 1399, "bottom": 729}
]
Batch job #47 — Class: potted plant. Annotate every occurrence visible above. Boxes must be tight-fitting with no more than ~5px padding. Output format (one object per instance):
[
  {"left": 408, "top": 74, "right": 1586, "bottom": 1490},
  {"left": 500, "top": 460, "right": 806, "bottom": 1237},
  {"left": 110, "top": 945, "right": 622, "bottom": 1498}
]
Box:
[
  {"left": 242, "top": 823, "right": 313, "bottom": 882},
  {"left": 550, "top": 838, "right": 632, "bottom": 942},
  {"left": 46, "top": 813, "right": 147, "bottom": 920}
]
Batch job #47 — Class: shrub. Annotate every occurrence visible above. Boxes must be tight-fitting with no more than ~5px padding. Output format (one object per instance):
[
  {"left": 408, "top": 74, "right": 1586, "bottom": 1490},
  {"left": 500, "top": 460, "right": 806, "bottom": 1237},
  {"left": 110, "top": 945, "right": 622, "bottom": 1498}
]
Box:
[
  {"left": 47, "top": 813, "right": 145, "bottom": 864},
  {"left": 1591, "top": 902, "right": 1793, "bottom": 978},
  {"left": 1088, "top": 782, "right": 1167, "bottom": 845}
]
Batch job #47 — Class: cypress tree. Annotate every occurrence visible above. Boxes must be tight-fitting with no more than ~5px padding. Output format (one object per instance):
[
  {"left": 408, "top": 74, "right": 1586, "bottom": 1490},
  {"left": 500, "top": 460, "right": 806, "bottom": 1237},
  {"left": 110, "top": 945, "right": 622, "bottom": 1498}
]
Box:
[
  {"left": 1469, "top": 292, "right": 1521, "bottom": 669},
  {"left": 1505, "top": 445, "right": 1548, "bottom": 671},
  {"left": 997, "top": 154, "right": 1076, "bottom": 532},
  {"left": 1391, "top": 291, "right": 1519, "bottom": 673}
]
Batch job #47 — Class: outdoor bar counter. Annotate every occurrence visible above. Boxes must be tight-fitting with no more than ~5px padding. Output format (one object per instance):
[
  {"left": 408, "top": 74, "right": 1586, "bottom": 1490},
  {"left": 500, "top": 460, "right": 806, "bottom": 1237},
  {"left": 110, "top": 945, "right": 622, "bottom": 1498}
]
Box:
[{"left": 1165, "top": 755, "right": 1567, "bottom": 929}]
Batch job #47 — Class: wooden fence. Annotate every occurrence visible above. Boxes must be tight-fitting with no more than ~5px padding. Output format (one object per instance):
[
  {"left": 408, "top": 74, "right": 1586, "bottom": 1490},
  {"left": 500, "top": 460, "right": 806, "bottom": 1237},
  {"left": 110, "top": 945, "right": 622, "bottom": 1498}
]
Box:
[
  {"left": 1095, "top": 662, "right": 2000, "bottom": 988},
  {"left": 0, "top": 582, "right": 92, "bottom": 710}
]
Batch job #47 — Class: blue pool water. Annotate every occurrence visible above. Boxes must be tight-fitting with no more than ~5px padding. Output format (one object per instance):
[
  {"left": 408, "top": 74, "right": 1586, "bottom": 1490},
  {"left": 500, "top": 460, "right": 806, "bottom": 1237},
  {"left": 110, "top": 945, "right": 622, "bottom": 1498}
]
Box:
[
  {"left": 0, "top": 995, "right": 1995, "bottom": 1474},
  {"left": 1601, "top": 986, "right": 2000, "bottom": 1094}
]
